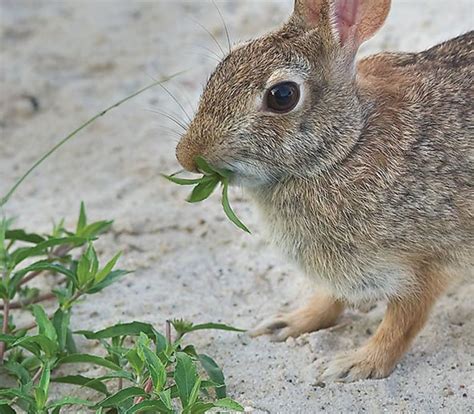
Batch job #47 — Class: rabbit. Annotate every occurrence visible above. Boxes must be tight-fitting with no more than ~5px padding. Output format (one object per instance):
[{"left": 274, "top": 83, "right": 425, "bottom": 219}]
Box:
[{"left": 175, "top": 0, "right": 473, "bottom": 382}]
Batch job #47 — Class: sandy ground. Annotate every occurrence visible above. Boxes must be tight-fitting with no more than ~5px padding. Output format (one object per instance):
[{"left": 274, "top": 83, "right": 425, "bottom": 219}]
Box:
[{"left": 0, "top": 0, "right": 473, "bottom": 412}]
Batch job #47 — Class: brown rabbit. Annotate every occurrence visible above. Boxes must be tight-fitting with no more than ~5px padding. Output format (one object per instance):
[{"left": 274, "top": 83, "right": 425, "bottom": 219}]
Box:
[{"left": 175, "top": 0, "right": 473, "bottom": 381}]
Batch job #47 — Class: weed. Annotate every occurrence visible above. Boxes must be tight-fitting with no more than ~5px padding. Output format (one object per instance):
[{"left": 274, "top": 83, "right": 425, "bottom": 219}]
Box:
[
  {"left": 163, "top": 157, "right": 250, "bottom": 233},
  {"left": 0, "top": 204, "right": 244, "bottom": 413}
]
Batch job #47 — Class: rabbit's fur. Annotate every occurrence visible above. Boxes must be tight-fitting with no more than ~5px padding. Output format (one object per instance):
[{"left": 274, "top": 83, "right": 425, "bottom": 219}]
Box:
[{"left": 176, "top": 0, "right": 473, "bottom": 381}]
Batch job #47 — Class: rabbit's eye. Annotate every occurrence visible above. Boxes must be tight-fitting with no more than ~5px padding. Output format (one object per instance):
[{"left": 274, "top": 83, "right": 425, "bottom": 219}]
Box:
[{"left": 265, "top": 82, "right": 300, "bottom": 113}]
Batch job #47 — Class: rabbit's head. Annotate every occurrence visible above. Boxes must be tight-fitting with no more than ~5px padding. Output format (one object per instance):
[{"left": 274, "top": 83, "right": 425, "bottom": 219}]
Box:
[{"left": 176, "top": 0, "right": 391, "bottom": 185}]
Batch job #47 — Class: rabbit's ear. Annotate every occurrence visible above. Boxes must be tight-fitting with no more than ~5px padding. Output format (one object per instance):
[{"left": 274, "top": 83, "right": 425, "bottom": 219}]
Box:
[{"left": 293, "top": 0, "right": 390, "bottom": 50}]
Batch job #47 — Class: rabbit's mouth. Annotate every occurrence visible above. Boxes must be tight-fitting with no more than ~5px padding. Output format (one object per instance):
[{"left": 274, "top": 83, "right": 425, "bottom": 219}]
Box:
[{"left": 212, "top": 156, "right": 281, "bottom": 188}]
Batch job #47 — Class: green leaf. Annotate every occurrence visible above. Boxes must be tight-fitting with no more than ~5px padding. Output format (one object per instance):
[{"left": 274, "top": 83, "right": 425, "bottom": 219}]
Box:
[
  {"left": 187, "top": 176, "right": 220, "bottom": 203},
  {"left": 86, "top": 269, "right": 130, "bottom": 294},
  {"left": 5, "top": 229, "right": 45, "bottom": 244},
  {"left": 214, "top": 397, "right": 245, "bottom": 411},
  {"left": 65, "top": 328, "right": 77, "bottom": 354},
  {"left": 76, "top": 252, "right": 91, "bottom": 288},
  {"left": 0, "top": 403, "right": 16, "bottom": 414},
  {"left": 138, "top": 340, "right": 166, "bottom": 392},
  {"left": 13, "top": 262, "right": 75, "bottom": 280},
  {"left": 158, "top": 389, "right": 172, "bottom": 410},
  {"left": 34, "top": 363, "right": 51, "bottom": 410},
  {"left": 0, "top": 334, "right": 19, "bottom": 344},
  {"left": 75, "top": 322, "right": 158, "bottom": 340},
  {"left": 186, "top": 377, "right": 202, "bottom": 410},
  {"left": 124, "top": 400, "right": 173, "bottom": 414},
  {"left": 198, "top": 354, "right": 226, "bottom": 398},
  {"left": 95, "top": 387, "right": 147, "bottom": 409},
  {"left": 92, "top": 371, "right": 134, "bottom": 383},
  {"left": 195, "top": 156, "right": 231, "bottom": 178},
  {"left": 183, "top": 322, "right": 245, "bottom": 335},
  {"left": 57, "top": 354, "right": 121, "bottom": 371},
  {"left": 76, "top": 202, "right": 87, "bottom": 234},
  {"left": 11, "top": 236, "right": 88, "bottom": 267},
  {"left": 9, "top": 262, "right": 76, "bottom": 297},
  {"left": 222, "top": 180, "right": 250, "bottom": 233},
  {"left": 76, "top": 243, "right": 98, "bottom": 288},
  {"left": 188, "top": 402, "right": 215, "bottom": 414},
  {"left": 4, "top": 360, "right": 31, "bottom": 385},
  {"left": 51, "top": 375, "right": 108, "bottom": 395},
  {"left": 182, "top": 344, "right": 198, "bottom": 358},
  {"left": 0, "top": 388, "right": 35, "bottom": 405},
  {"left": 13, "top": 335, "right": 58, "bottom": 358},
  {"left": 124, "top": 348, "right": 143, "bottom": 374},
  {"left": 52, "top": 309, "right": 71, "bottom": 352},
  {"left": 0, "top": 282, "right": 8, "bottom": 300},
  {"left": 194, "top": 157, "right": 215, "bottom": 175},
  {"left": 32, "top": 305, "right": 57, "bottom": 342},
  {"left": 77, "top": 221, "right": 113, "bottom": 239},
  {"left": 161, "top": 174, "right": 204, "bottom": 186},
  {"left": 155, "top": 331, "right": 168, "bottom": 355},
  {"left": 94, "top": 252, "right": 121, "bottom": 284},
  {"left": 174, "top": 352, "right": 198, "bottom": 408}
]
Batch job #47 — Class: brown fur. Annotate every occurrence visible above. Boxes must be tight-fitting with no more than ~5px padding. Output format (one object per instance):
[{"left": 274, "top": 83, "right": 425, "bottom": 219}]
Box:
[
  {"left": 175, "top": 0, "right": 473, "bottom": 382},
  {"left": 250, "top": 292, "right": 345, "bottom": 341}
]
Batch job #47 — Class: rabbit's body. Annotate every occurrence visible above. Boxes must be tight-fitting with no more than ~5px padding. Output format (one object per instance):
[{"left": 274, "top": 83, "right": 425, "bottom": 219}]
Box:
[
  {"left": 176, "top": 0, "right": 473, "bottom": 381},
  {"left": 252, "top": 31, "right": 473, "bottom": 303}
]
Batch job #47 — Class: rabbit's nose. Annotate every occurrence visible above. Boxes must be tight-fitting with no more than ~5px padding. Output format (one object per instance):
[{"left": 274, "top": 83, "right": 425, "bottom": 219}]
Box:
[{"left": 176, "top": 137, "right": 200, "bottom": 172}]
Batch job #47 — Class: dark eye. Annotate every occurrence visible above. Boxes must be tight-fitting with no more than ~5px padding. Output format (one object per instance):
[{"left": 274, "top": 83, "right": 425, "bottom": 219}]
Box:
[{"left": 265, "top": 81, "right": 300, "bottom": 113}]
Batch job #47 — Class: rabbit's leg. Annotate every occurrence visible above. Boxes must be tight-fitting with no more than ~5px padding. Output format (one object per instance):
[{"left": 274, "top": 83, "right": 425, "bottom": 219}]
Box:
[
  {"left": 320, "top": 269, "right": 445, "bottom": 382},
  {"left": 249, "top": 292, "right": 344, "bottom": 342}
]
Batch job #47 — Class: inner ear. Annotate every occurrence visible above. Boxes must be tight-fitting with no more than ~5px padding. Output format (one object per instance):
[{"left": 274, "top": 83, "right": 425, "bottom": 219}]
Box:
[
  {"left": 291, "top": 0, "right": 391, "bottom": 50},
  {"left": 335, "top": 0, "right": 360, "bottom": 44}
]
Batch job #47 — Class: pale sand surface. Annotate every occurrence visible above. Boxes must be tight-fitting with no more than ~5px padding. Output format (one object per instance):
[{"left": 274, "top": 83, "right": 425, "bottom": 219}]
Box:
[{"left": 0, "top": 1, "right": 473, "bottom": 412}]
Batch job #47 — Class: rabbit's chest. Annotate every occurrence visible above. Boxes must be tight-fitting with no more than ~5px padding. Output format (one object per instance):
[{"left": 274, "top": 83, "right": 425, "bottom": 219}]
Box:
[{"left": 262, "top": 207, "right": 413, "bottom": 303}]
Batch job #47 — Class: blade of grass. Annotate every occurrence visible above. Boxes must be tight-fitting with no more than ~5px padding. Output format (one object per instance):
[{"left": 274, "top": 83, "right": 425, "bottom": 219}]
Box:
[
  {"left": 161, "top": 174, "right": 204, "bottom": 186},
  {"left": 187, "top": 176, "right": 220, "bottom": 203},
  {"left": 221, "top": 180, "right": 250, "bottom": 233},
  {"left": 0, "top": 71, "right": 185, "bottom": 208}
]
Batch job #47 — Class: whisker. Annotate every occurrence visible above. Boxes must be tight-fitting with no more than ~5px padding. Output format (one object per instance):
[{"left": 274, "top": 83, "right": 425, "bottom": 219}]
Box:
[
  {"left": 146, "top": 108, "right": 188, "bottom": 131},
  {"left": 158, "top": 83, "right": 193, "bottom": 124},
  {"left": 212, "top": 0, "right": 232, "bottom": 53},
  {"left": 187, "top": 49, "right": 221, "bottom": 64},
  {"left": 144, "top": 71, "right": 192, "bottom": 124},
  {"left": 180, "top": 90, "right": 197, "bottom": 118},
  {"left": 189, "top": 17, "right": 226, "bottom": 58},
  {"left": 193, "top": 44, "right": 223, "bottom": 62},
  {"left": 154, "top": 125, "right": 183, "bottom": 139}
]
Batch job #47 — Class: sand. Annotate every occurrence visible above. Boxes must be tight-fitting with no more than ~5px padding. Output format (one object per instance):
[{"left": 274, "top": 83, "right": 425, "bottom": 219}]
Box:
[{"left": 0, "top": 1, "right": 472, "bottom": 412}]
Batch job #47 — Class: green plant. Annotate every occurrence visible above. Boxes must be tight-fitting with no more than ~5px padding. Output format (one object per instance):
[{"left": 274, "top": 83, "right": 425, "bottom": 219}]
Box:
[
  {"left": 0, "top": 72, "right": 245, "bottom": 413},
  {"left": 0, "top": 205, "right": 244, "bottom": 413},
  {"left": 163, "top": 157, "right": 250, "bottom": 233}
]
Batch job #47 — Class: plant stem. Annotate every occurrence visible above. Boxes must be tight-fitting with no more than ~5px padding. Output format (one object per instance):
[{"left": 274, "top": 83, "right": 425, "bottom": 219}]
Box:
[
  {"left": 166, "top": 320, "right": 172, "bottom": 344},
  {"left": 0, "top": 297, "right": 10, "bottom": 362},
  {"left": 0, "top": 72, "right": 185, "bottom": 207},
  {"left": 14, "top": 290, "right": 82, "bottom": 333},
  {"left": 0, "top": 292, "right": 56, "bottom": 310},
  {"left": 134, "top": 377, "right": 153, "bottom": 404},
  {"left": 14, "top": 312, "right": 52, "bottom": 333},
  {"left": 19, "top": 245, "right": 73, "bottom": 287},
  {"left": 18, "top": 269, "right": 42, "bottom": 286},
  {"left": 10, "top": 366, "right": 43, "bottom": 406}
]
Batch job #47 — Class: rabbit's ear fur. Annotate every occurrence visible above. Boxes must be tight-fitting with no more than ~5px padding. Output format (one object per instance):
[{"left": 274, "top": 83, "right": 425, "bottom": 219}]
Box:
[{"left": 292, "top": 0, "right": 391, "bottom": 50}]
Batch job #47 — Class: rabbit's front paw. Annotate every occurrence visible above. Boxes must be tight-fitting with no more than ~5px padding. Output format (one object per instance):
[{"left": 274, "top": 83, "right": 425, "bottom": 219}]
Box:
[
  {"left": 320, "top": 347, "right": 395, "bottom": 382},
  {"left": 248, "top": 313, "right": 303, "bottom": 342},
  {"left": 249, "top": 293, "right": 344, "bottom": 342}
]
